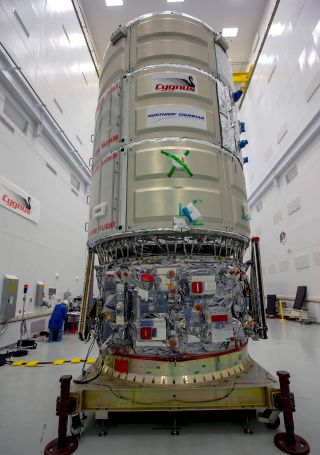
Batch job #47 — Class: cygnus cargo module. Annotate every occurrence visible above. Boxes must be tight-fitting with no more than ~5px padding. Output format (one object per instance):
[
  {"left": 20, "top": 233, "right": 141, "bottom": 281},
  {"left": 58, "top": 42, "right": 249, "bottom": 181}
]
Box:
[
  {"left": 44, "top": 13, "right": 310, "bottom": 453},
  {"left": 79, "top": 11, "right": 268, "bottom": 384}
]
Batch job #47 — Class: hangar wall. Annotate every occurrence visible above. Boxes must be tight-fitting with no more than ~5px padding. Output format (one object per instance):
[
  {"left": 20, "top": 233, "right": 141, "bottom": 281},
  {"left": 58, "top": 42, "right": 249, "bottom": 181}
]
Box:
[
  {"left": 0, "top": 80, "right": 89, "bottom": 346},
  {"left": 241, "top": 0, "right": 320, "bottom": 320},
  {"left": 0, "top": 0, "right": 98, "bottom": 165},
  {"left": 0, "top": 0, "right": 99, "bottom": 347}
]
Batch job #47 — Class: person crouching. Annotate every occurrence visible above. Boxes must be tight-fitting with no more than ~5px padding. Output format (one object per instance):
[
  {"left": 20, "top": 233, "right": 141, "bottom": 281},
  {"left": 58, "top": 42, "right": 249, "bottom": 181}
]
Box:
[{"left": 48, "top": 300, "right": 68, "bottom": 342}]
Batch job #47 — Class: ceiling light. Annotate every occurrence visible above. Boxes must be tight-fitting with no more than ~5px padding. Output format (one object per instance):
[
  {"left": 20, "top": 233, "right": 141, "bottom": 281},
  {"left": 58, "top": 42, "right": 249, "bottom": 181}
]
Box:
[
  {"left": 47, "top": 0, "right": 73, "bottom": 12},
  {"left": 70, "top": 62, "right": 95, "bottom": 74},
  {"left": 60, "top": 32, "right": 85, "bottom": 49},
  {"left": 167, "top": 0, "right": 184, "bottom": 3},
  {"left": 105, "top": 0, "right": 123, "bottom": 6},
  {"left": 222, "top": 28, "right": 238, "bottom": 38},
  {"left": 298, "top": 49, "right": 306, "bottom": 72},
  {"left": 312, "top": 19, "right": 320, "bottom": 46},
  {"left": 269, "top": 22, "right": 284, "bottom": 37},
  {"left": 258, "top": 54, "right": 275, "bottom": 65},
  {"left": 307, "top": 49, "right": 319, "bottom": 68}
]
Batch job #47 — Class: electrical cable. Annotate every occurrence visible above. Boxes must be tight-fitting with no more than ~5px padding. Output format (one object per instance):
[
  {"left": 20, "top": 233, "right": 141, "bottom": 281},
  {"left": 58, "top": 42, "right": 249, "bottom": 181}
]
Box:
[
  {"left": 73, "top": 357, "right": 105, "bottom": 385},
  {"left": 0, "top": 353, "right": 12, "bottom": 367},
  {"left": 73, "top": 316, "right": 105, "bottom": 383},
  {"left": 81, "top": 333, "right": 97, "bottom": 376},
  {"left": 19, "top": 319, "right": 28, "bottom": 339}
]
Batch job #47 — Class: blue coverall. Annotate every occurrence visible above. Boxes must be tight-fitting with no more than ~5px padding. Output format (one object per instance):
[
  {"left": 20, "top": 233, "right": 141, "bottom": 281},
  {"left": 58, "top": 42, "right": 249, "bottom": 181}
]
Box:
[{"left": 48, "top": 303, "right": 68, "bottom": 342}]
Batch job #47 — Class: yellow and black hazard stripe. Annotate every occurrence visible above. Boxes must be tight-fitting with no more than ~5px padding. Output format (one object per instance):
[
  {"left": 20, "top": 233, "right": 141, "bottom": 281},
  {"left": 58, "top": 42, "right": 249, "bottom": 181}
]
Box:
[{"left": 10, "top": 357, "right": 96, "bottom": 367}]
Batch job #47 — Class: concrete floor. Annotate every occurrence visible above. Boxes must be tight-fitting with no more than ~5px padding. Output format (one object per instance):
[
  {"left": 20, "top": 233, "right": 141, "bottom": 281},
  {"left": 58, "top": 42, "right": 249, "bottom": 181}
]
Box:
[{"left": 0, "top": 319, "right": 319, "bottom": 455}]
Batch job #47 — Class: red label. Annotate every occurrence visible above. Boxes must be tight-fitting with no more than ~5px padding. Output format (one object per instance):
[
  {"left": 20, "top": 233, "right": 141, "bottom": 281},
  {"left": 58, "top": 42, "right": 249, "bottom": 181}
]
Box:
[
  {"left": 93, "top": 146, "right": 100, "bottom": 160},
  {"left": 155, "top": 84, "right": 195, "bottom": 92},
  {"left": 211, "top": 314, "right": 228, "bottom": 322},
  {"left": 140, "top": 327, "right": 152, "bottom": 340},
  {"left": 96, "top": 81, "right": 120, "bottom": 113},
  {"left": 140, "top": 273, "right": 154, "bottom": 283},
  {"left": 101, "top": 134, "right": 119, "bottom": 151},
  {"left": 91, "top": 151, "right": 118, "bottom": 177},
  {"left": 192, "top": 281, "right": 203, "bottom": 293},
  {"left": 89, "top": 221, "right": 116, "bottom": 237},
  {"left": 114, "top": 358, "right": 128, "bottom": 373},
  {"left": 92, "top": 135, "right": 119, "bottom": 161}
]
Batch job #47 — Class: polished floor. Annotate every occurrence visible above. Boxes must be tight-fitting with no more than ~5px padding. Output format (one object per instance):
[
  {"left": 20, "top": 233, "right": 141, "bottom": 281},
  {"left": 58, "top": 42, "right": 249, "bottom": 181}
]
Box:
[{"left": 0, "top": 319, "right": 319, "bottom": 454}]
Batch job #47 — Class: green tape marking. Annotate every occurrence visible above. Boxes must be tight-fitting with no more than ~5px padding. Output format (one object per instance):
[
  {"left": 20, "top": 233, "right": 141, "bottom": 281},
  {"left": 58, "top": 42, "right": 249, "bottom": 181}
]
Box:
[{"left": 161, "top": 150, "right": 193, "bottom": 177}]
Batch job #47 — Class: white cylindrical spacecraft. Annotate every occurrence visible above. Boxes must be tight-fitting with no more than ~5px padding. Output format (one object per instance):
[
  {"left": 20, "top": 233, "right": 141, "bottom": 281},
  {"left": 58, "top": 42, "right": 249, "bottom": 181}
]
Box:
[{"left": 85, "top": 12, "right": 265, "bottom": 385}]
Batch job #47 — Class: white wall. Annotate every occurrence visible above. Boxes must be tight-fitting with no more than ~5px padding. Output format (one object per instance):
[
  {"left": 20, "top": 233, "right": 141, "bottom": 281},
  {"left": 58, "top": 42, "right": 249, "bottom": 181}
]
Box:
[
  {"left": 0, "top": 79, "right": 89, "bottom": 346},
  {"left": 250, "top": 131, "right": 320, "bottom": 320},
  {"left": 240, "top": 0, "right": 320, "bottom": 320},
  {"left": 0, "top": 0, "right": 98, "bottom": 165},
  {"left": 0, "top": 0, "right": 99, "bottom": 347}
]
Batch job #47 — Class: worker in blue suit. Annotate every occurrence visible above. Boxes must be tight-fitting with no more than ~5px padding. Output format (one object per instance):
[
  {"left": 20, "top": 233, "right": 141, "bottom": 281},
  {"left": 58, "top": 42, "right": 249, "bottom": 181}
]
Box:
[{"left": 48, "top": 300, "right": 68, "bottom": 342}]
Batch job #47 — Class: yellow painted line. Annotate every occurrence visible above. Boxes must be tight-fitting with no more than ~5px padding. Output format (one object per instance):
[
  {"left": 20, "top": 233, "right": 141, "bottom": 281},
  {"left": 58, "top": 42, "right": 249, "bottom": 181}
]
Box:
[
  {"left": 71, "top": 357, "right": 82, "bottom": 364},
  {"left": 53, "top": 359, "right": 66, "bottom": 365},
  {"left": 11, "top": 360, "right": 26, "bottom": 366},
  {"left": 86, "top": 358, "right": 96, "bottom": 364},
  {"left": 25, "top": 360, "right": 40, "bottom": 367}
]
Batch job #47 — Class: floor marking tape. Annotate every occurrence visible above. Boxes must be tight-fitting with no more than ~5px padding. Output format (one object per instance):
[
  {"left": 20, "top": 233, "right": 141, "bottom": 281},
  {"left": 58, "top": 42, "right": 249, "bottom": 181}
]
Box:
[
  {"left": 25, "top": 360, "right": 40, "bottom": 367},
  {"left": 71, "top": 357, "right": 82, "bottom": 363},
  {"left": 9, "top": 358, "right": 97, "bottom": 366},
  {"left": 86, "top": 358, "right": 96, "bottom": 364},
  {"left": 53, "top": 359, "right": 66, "bottom": 365}
]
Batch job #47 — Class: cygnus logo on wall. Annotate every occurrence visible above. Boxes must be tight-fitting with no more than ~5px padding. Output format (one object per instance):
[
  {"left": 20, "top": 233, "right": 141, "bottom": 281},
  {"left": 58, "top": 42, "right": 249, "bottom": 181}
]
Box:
[
  {"left": 152, "top": 73, "right": 198, "bottom": 94},
  {"left": 0, "top": 175, "right": 40, "bottom": 223}
]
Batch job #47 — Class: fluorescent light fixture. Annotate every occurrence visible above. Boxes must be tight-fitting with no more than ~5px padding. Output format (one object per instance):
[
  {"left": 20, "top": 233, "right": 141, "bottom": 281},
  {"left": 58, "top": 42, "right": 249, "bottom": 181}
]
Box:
[
  {"left": 167, "top": 0, "right": 184, "bottom": 2},
  {"left": 222, "top": 28, "right": 238, "bottom": 38},
  {"left": 60, "top": 32, "right": 85, "bottom": 49},
  {"left": 47, "top": 0, "right": 73, "bottom": 12},
  {"left": 105, "top": 0, "right": 123, "bottom": 5},
  {"left": 312, "top": 19, "right": 320, "bottom": 46},
  {"left": 307, "top": 49, "right": 319, "bottom": 68},
  {"left": 258, "top": 54, "right": 274, "bottom": 65},
  {"left": 298, "top": 48, "right": 306, "bottom": 72},
  {"left": 70, "top": 62, "right": 95, "bottom": 74},
  {"left": 69, "top": 33, "right": 85, "bottom": 48},
  {"left": 269, "top": 22, "right": 284, "bottom": 37}
]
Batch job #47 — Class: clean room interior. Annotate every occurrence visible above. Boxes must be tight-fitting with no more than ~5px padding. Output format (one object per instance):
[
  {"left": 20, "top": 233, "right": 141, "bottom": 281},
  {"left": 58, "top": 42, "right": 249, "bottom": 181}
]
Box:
[{"left": 0, "top": 1, "right": 320, "bottom": 454}]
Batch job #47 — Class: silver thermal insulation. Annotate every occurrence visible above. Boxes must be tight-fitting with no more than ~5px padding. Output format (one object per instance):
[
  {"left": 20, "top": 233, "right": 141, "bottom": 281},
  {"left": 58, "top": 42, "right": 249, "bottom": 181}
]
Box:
[{"left": 100, "top": 260, "right": 255, "bottom": 357}]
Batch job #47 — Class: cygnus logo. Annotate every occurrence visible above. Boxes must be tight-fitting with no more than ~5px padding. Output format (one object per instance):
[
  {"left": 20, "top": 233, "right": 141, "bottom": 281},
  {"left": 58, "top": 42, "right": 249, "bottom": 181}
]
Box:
[{"left": 152, "top": 73, "right": 198, "bottom": 94}]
